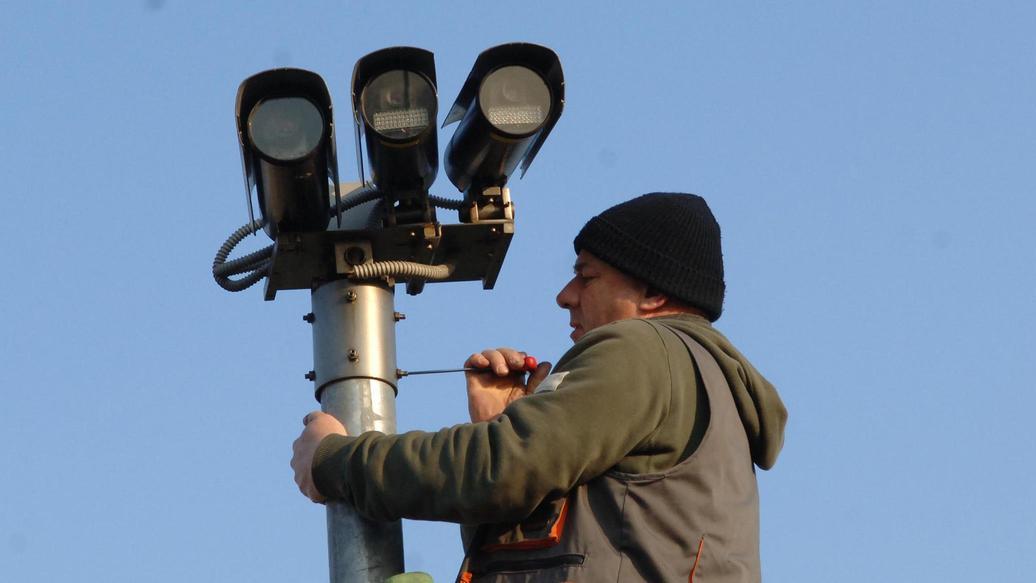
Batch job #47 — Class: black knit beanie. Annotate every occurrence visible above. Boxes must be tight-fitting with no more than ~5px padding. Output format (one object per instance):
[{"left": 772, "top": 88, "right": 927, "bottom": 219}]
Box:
[{"left": 573, "top": 192, "right": 725, "bottom": 321}]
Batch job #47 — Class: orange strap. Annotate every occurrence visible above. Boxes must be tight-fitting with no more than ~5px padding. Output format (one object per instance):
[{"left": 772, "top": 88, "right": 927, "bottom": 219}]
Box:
[{"left": 688, "top": 535, "right": 705, "bottom": 582}]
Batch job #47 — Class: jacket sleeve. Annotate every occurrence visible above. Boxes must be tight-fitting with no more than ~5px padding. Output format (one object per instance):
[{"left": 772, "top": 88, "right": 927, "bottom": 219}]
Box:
[{"left": 311, "top": 319, "right": 673, "bottom": 524}]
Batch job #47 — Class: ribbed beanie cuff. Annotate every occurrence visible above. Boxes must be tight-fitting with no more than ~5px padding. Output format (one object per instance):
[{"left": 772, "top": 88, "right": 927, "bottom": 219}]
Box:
[{"left": 574, "top": 193, "right": 725, "bottom": 321}]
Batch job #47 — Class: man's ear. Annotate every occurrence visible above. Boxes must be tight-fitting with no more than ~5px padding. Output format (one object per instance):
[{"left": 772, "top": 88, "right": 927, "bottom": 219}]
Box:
[{"left": 638, "top": 286, "right": 670, "bottom": 312}]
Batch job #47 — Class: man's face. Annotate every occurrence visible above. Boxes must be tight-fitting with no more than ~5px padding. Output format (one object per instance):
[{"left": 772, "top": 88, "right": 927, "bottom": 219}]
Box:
[{"left": 556, "top": 250, "right": 649, "bottom": 342}]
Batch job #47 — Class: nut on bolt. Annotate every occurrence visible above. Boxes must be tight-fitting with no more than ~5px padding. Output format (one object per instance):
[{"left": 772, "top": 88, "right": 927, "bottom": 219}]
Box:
[
  {"left": 345, "top": 290, "right": 358, "bottom": 303},
  {"left": 303, "top": 312, "right": 315, "bottom": 323},
  {"left": 394, "top": 312, "right": 406, "bottom": 322},
  {"left": 305, "top": 370, "right": 316, "bottom": 381},
  {"left": 347, "top": 349, "right": 359, "bottom": 362}
]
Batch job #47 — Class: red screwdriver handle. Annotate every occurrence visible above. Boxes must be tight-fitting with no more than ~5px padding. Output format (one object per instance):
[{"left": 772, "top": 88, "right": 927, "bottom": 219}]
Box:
[{"left": 523, "top": 355, "right": 538, "bottom": 372}]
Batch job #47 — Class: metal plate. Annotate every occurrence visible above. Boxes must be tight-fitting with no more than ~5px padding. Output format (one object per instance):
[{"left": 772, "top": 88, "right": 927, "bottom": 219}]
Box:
[{"left": 263, "top": 220, "right": 514, "bottom": 300}]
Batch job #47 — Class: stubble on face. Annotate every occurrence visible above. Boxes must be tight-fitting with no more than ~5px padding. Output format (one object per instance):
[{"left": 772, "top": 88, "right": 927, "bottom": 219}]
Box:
[{"left": 557, "top": 251, "right": 647, "bottom": 342}]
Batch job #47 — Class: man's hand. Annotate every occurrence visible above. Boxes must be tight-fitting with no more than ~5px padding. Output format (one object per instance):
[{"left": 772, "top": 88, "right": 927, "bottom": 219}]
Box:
[
  {"left": 291, "top": 411, "right": 348, "bottom": 503},
  {"left": 464, "top": 348, "right": 552, "bottom": 422}
]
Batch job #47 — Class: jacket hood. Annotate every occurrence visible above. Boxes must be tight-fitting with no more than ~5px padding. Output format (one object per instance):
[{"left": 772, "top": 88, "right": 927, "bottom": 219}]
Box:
[{"left": 659, "top": 315, "right": 787, "bottom": 470}]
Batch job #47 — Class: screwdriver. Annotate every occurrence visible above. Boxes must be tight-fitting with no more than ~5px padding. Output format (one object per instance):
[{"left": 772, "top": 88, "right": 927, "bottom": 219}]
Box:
[{"left": 398, "top": 356, "right": 538, "bottom": 378}]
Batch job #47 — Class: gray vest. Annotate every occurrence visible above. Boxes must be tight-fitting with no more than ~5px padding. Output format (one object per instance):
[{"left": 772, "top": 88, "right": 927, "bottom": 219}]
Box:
[{"left": 458, "top": 324, "right": 761, "bottom": 582}]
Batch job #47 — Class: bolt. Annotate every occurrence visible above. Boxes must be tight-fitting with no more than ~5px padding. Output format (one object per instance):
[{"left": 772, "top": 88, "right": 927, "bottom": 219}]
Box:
[
  {"left": 303, "top": 312, "right": 315, "bottom": 323},
  {"left": 305, "top": 370, "right": 316, "bottom": 381},
  {"left": 345, "top": 290, "right": 358, "bottom": 303},
  {"left": 347, "top": 349, "right": 359, "bottom": 362},
  {"left": 394, "top": 311, "right": 406, "bottom": 322}
]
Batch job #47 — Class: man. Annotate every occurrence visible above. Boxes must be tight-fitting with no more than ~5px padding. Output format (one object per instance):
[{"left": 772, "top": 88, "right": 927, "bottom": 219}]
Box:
[{"left": 292, "top": 192, "right": 787, "bottom": 582}]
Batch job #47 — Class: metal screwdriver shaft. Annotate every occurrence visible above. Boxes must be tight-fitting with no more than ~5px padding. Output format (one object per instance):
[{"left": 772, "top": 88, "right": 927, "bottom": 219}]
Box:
[{"left": 399, "top": 368, "right": 473, "bottom": 377}]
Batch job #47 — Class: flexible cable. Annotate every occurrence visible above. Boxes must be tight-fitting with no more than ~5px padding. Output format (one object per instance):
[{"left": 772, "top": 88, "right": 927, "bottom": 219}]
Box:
[{"left": 350, "top": 260, "right": 454, "bottom": 281}]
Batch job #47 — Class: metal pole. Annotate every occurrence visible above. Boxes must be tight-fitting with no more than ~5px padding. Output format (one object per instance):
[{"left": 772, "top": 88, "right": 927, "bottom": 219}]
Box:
[{"left": 311, "top": 278, "right": 404, "bottom": 583}]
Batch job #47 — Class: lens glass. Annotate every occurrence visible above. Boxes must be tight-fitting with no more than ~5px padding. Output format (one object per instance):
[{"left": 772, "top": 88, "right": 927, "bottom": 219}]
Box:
[
  {"left": 361, "top": 70, "right": 435, "bottom": 140},
  {"left": 479, "top": 66, "right": 551, "bottom": 136},
  {"left": 248, "top": 97, "right": 324, "bottom": 161}
]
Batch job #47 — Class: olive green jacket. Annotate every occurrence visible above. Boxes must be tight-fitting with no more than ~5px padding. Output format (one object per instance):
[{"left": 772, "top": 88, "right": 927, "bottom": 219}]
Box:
[{"left": 312, "top": 314, "right": 786, "bottom": 524}]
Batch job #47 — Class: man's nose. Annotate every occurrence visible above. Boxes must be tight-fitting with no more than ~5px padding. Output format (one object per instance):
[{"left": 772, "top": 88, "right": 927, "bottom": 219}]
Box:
[{"left": 556, "top": 279, "right": 577, "bottom": 309}]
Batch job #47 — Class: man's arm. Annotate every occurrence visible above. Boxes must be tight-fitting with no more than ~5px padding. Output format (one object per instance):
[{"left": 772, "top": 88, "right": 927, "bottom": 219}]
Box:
[
  {"left": 299, "top": 319, "right": 674, "bottom": 524},
  {"left": 290, "top": 348, "right": 546, "bottom": 502}
]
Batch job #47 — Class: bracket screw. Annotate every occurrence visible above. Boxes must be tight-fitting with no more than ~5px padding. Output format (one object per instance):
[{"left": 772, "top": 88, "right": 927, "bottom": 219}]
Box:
[
  {"left": 305, "top": 370, "right": 316, "bottom": 381},
  {"left": 347, "top": 349, "right": 359, "bottom": 362},
  {"left": 394, "top": 312, "right": 406, "bottom": 322},
  {"left": 345, "top": 290, "right": 358, "bottom": 303},
  {"left": 303, "top": 312, "right": 315, "bottom": 323}
]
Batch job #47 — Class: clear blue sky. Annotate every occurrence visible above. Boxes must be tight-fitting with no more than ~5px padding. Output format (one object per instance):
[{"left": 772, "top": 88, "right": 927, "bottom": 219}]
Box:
[{"left": 2, "top": 1, "right": 1034, "bottom": 581}]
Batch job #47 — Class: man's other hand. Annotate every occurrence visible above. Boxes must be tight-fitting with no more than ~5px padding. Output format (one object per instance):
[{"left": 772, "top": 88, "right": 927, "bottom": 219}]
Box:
[
  {"left": 291, "top": 411, "right": 348, "bottom": 503},
  {"left": 464, "top": 348, "right": 552, "bottom": 422}
]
